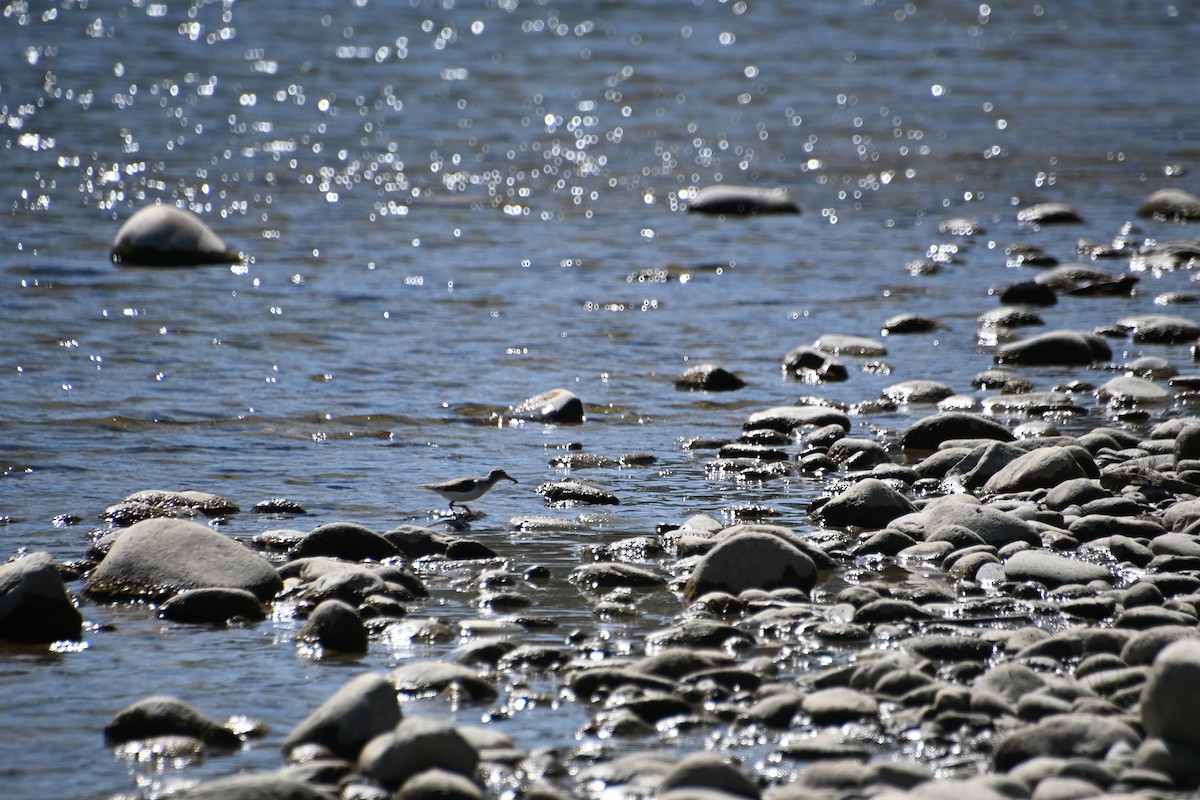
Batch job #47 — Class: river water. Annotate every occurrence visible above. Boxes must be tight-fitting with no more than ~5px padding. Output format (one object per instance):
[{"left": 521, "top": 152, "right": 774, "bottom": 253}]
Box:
[{"left": 2, "top": 1, "right": 1200, "bottom": 798}]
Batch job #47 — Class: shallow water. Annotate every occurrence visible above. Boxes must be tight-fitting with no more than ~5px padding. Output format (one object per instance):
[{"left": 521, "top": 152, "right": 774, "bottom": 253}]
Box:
[{"left": 2, "top": 1, "right": 1200, "bottom": 797}]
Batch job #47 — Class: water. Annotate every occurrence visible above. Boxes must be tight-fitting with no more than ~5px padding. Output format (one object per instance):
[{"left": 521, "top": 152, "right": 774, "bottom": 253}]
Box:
[{"left": 2, "top": 1, "right": 1199, "bottom": 797}]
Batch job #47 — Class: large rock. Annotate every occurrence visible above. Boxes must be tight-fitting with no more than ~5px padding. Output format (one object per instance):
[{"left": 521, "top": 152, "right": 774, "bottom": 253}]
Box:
[
  {"left": 396, "top": 769, "right": 485, "bottom": 800},
  {"left": 104, "top": 695, "right": 241, "bottom": 748},
  {"left": 158, "top": 587, "right": 267, "bottom": 625},
  {"left": 745, "top": 405, "right": 850, "bottom": 433},
  {"left": 1114, "top": 314, "right": 1200, "bottom": 345},
  {"left": 357, "top": 717, "right": 480, "bottom": 790},
  {"left": 922, "top": 499, "right": 1041, "bottom": 548},
  {"left": 657, "top": 752, "right": 760, "bottom": 799},
  {"left": 994, "top": 330, "right": 1112, "bottom": 366},
  {"left": 781, "top": 347, "right": 849, "bottom": 382},
  {"left": 111, "top": 205, "right": 240, "bottom": 266},
  {"left": 0, "top": 552, "right": 83, "bottom": 644},
  {"left": 899, "top": 412, "right": 1014, "bottom": 452},
  {"left": 293, "top": 522, "right": 400, "bottom": 561},
  {"left": 992, "top": 713, "right": 1140, "bottom": 770},
  {"left": 1002, "top": 550, "right": 1111, "bottom": 588},
  {"left": 686, "top": 185, "right": 799, "bottom": 215},
  {"left": 1138, "top": 187, "right": 1200, "bottom": 221},
  {"left": 297, "top": 599, "right": 368, "bottom": 654},
  {"left": 982, "top": 446, "right": 1092, "bottom": 494},
  {"left": 674, "top": 364, "right": 746, "bottom": 392},
  {"left": 283, "top": 672, "right": 401, "bottom": 759},
  {"left": 816, "top": 478, "right": 916, "bottom": 530},
  {"left": 391, "top": 661, "right": 498, "bottom": 702},
  {"left": 814, "top": 334, "right": 887, "bottom": 357},
  {"left": 85, "top": 518, "right": 282, "bottom": 602},
  {"left": 512, "top": 388, "right": 584, "bottom": 423},
  {"left": 1141, "top": 639, "right": 1200, "bottom": 752},
  {"left": 683, "top": 531, "right": 817, "bottom": 600}
]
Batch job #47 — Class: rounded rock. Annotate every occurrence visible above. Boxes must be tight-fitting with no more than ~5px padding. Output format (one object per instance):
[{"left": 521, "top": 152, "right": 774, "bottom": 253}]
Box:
[
  {"left": 0, "top": 552, "right": 83, "bottom": 644},
  {"left": 283, "top": 672, "right": 401, "bottom": 759},
  {"left": 159, "top": 587, "right": 267, "bottom": 625},
  {"left": 686, "top": 185, "right": 798, "bottom": 215},
  {"left": 683, "top": 531, "right": 817, "bottom": 600},
  {"left": 111, "top": 205, "right": 240, "bottom": 266},
  {"left": 298, "top": 599, "right": 368, "bottom": 654}
]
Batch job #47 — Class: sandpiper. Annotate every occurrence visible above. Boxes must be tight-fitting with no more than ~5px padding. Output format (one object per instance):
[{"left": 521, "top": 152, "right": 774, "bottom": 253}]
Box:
[{"left": 419, "top": 468, "right": 518, "bottom": 514}]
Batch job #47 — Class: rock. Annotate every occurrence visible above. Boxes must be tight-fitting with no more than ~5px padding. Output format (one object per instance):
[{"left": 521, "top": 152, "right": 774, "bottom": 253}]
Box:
[
  {"left": 396, "top": 769, "right": 484, "bottom": 800},
  {"left": 158, "top": 587, "right": 267, "bottom": 625},
  {"left": 1034, "top": 264, "right": 1137, "bottom": 294},
  {"left": 182, "top": 773, "right": 336, "bottom": 800},
  {"left": 686, "top": 185, "right": 799, "bottom": 215},
  {"left": 946, "top": 441, "right": 1027, "bottom": 490},
  {"left": 1175, "top": 424, "right": 1200, "bottom": 465},
  {"left": 683, "top": 531, "right": 817, "bottom": 600},
  {"left": 982, "top": 446, "right": 1092, "bottom": 494},
  {"left": 781, "top": 347, "right": 849, "bottom": 382},
  {"left": 978, "top": 307, "right": 1045, "bottom": 329},
  {"left": 1003, "top": 550, "right": 1111, "bottom": 588},
  {"left": 283, "top": 672, "right": 401, "bottom": 759},
  {"left": 85, "top": 518, "right": 282, "bottom": 602},
  {"left": 111, "top": 205, "right": 240, "bottom": 266},
  {"left": 1141, "top": 639, "right": 1200, "bottom": 752},
  {"left": 923, "top": 499, "right": 1041, "bottom": 548},
  {"left": 939, "top": 217, "right": 984, "bottom": 236},
  {"left": 1138, "top": 188, "right": 1200, "bottom": 221},
  {"left": 816, "top": 478, "right": 916, "bottom": 529},
  {"left": 674, "top": 364, "right": 746, "bottom": 392},
  {"left": 1017, "top": 202, "right": 1083, "bottom": 225},
  {"left": 825, "top": 439, "right": 893, "bottom": 468},
  {"left": 882, "top": 313, "right": 940, "bottom": 335},
  {"left": 745, "top": 405, "right": 850, "bottom": 433},
  {"left": 801, "top": 687, "right": 878, "bottom": 724},
  {"left": 998, "top": 280, "right": 1057, "bottom": 306},
  {"left": 103, "top": 489, "right": 240, "bottom": 526},
  {"left": 0, "top": 552, "right": 83, "bottom": 644},
  {"left": 882, "top": 379, "right": 954, "bottom": 404},
  {"left": 814, "top": 334, "right": 887, "bottom": 357},
  {"left": 390, "top": 661, "right": 497, "bottom": 702},
  {"left": 104, "top": 695, "right": 241, "bottom": 748},
  {"left": 357, "top": 717, "right": 480, "bottom": 790},
  {"left": 1043, "top": 478, "right": 1109, "bottom": 510},
  {"left": 512, "top": 388, "right": 584, "bottom": 423},
  {"left": 1114, "top": 314, "right": 1200, "bottom": 345},
  {"left": 994, "top": 330, "right": 1112, "bottom": 366},
  {"left": 657, "top": 752, "right": 760, "bottom": 799},
  {"left": 992, "top": 713, "right": 1140, "bottom": 770},
  {"left": 536, "top": 479, "right": 619, "bottom": 505},
  {"left": 980, "top": 392, "right": 1084, "bottom": 417},
  {"left": 298, "top": 599, "right": 368, "bottom": 654},
  {"left": 900, "top": 412, "right": 1015, "bottom": 452},
  {"left": 293, "top": 522, "right": 400, "bottom": 561},
  {"left": 573, "top": 563, "right": 665, "bottom": 590}
]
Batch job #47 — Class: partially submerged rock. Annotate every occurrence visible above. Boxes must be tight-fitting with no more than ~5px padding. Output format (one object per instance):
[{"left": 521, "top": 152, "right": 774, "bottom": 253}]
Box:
[
  {"left": 512, "top": 388, "right": 584, "bottom": 423},
  {"left": 686, "top": 185, "right": 799, "bottom": 215},
  {"left": 111, "top": 205, "right": 241, "bottom": 266},
  {"left": 0, "top": 552, "right": 83, "bottom": 644}
]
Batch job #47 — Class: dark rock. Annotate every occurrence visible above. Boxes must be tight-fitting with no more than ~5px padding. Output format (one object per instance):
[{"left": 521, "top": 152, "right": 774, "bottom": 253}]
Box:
[
  {"left": 1115, "top": 314, "right": 1200, "bottom": 345},
  {"left": 111, "top": 205, "right": 241, "bottom": 266},
  {"left": 992, "top": 714, "right": 1140, "bottom": 770},
  {"left": 683, "top": 531, "right": 817, "bottom": 599},
  {"left": 396, "top": 769, "right": 484, "bottom": 800},
  {"left": 105, "top": 695, "right": 241, "bottom": 748},
  {"left": 513, "top": 388, "right": 584, "bottom": 423},
  {"left": 816, "top": 478, "right": 915, "bottom": 529},
  {"left": 995, "top": 330, "right": 1112, "bottom": 366},
  {"left": 536, "top": 479, "right": 619, "bottom": 505},
  {"left": 674, "top": 364, "right": 746, "bottom": 392},
  {"left": 182, "top": 773, "right": 335, "bottom": 800},
  {"left": 781, "top": 347, "right": 849, "bottom": 382},
  {"left": 573, "top": 563, "right": 665, "bottom": 590},
  {"left": 881, "top": 379, "right": 954, "bottom": 404},
  {"left": 390, "top": 661, "right": 498, "bottom": 702},
  {"left": 1017, "top": 202, "right": 1083, "bottom": 225},
  {"left": 357, "top": 717, "right": 479, "bottom": 790},
  {"left": 801, "top": 687, "right": 879, "bottom": 724},
  {"left": 293, "top": 522, "right": 400, "bottom": 561},
  {"left": 657, "top": 752, "right": 760, "bottom": 799},
  {"left": 85, "top": 518, "right": 282, "bottom": 602},
  {"left": 283, "top": 672, "right": 401, "bottom": 760},
  {"left": 881, "top": 313, "right": 940, "bottom": 335},
  {"left": 998, "top": 280, "right": 1057, "bottom": 306},
  {"left": 745, "top": 405, "right": 850, "bottom": 432},
  {"left": 1138, "top": 187, "right": 1200, "bottom": 221},
  {"left": 983, "top": 446, "right": 1092, "bottom": 494},
  {"left": 900, "top": 412, "right": 1015, "bottom": 452},
  {"left": 686, "top": 184, "right": 798, "bottom": 215},
  {"left": 0, "top": 552, "right": 83, "bottom": 644},
  {"left": 1141, "top": 639, "right": 1200, "bottom": 752},
  {"left": 103, "top": 489, "right": 239, "bottom": 525},
  {"left": 923, "top": 500, "right": 1041, "bottom": 548},
  {"left": 298, "top": 600, "right": 368, "bottom": 654},
  {"left": 159, "top": 587, "right": 267, "bottom": 625},
  {"left": 1003, "top": 550, "right": 1111, "bottom": 588}
]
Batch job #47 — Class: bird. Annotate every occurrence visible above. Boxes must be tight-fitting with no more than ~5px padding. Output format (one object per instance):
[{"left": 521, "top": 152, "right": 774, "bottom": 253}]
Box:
[{"left": 419, "top": 469, "right": 518, "bottom": 515}]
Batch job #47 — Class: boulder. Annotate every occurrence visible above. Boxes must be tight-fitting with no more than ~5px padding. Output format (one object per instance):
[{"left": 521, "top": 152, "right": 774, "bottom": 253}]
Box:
[
  {"left": 1016, "top": 202, "right": 1083, "bottom": 225},
  {"left": 900, "top": 412, "right": 1014, "bottom": 452},
  {"left": 85, "top": 518, "right": 282, "bottom": 602},
  {"left": 357, "top": 717, "right": 479, "bottom": 789},
  {"left": 1138, "top": 187, "right": 1200, "bottom": 221},
  {"left": 536, "top": 479, "right": 619, "bottom": 505},
  {"left": 390, "top": 661, "right": 497, "bottom": 702},
  {"left": 683, "top": 531, "right": 817, "bottom": 600},
  {"left": 982, "top": 446, "right": 1092, "bottom": 494},
  {"left": 158, "top": 587, "right": 267, "bottom": 625},
  {"left": 283, "top": 672, "right": 401, "bottom": 760},
  {"left": 995, "top": 330, "right": 1112, "bottom": 366},
  {"left": 816, "top": 478, "right": 916, "bottom": 529},
  {"left": 745, "top": 405, "right": 850, "bottom": 433},
  {"left": 801, "top": 687, "right": 879, "bottom": 724},
  {"left": 814, "top": 334, "right": 887, "bottom": 357},
  {"left": 1002, "top": 550, "right": 1111, "bottom": 588},
  {"left": 882, "top": 313, "right": 941, "bottom": 335},
  {"left": 781, "top": 347, "right": 848, "bottom": 382},
  {"left": 297, "top": 600, "right": 368, "bottom": 654},
  {"left": 686, "top": 185, "right": 799, "bottom": 215},
  {"left": 657, "top": 752, "right": 760, "bottom": 799},
  {"left": 111, "top": 205, "right": 240, "bottom": 266},
  {"left": 882, "top": 379, "right": 954, "bottom": 404},
  {"left": 104, "top": 695, "right": 241, "bottom": 748},
  {"left": 1114, "top": 314, "right": 1200, "bottom": 345},
  {"left": 293, "top": 522, "right": 400, "bottom": 561},
  {"left": 922, "top": 499, "right": 1040, "bottom": 548},
  {"left": 0, "top": 552, "right": 83, "bottom": 644}
]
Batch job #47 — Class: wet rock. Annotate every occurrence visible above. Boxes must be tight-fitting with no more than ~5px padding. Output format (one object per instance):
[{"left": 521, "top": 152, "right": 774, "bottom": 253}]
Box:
[
  {"left": 86, "top": 518, "right": 283, "bottom": 602},
  {"left": 396, "top": 769, "right": 484, "bottom": 800},
  {"left": 105, "top": 695, "right": 241, "bottom": 748},
  {"left": 881, "top": 313, "right": 940, "bottom": 335},
  {"left": 1114, "top": 314, "right": 1200, "bottom": 345},
  {"left": 998, "top": 280, "right": 1057, "bottom": 306},
  {"left": 390, "top": 661, "right": 498, "bottom": 702},
  {"left": 979, "top": 307, "right": 1045, "bottom": 329},
  {"left": 283, "top": 672, "right": 401, "bottom": 760},
  {"left": 1003, "top": 550, "right": 1111, "bottom": 588},
  {"left": 513, "top": 388, "right": 584, "bottom": 423},
  {"left": 994, "top": 330, "right": 1112, "bottom": 366},
  {"left": 686, "top": 184, "right": 799, "bottom": 215},
  {"left": 900, "top": 412, "right": 1015, "bottom": 452},
  {"left": 816, "top": 478, "right": 916, "bottom": 529},
  {"left": 992, "top": 713, "right": 1140, "bottom": 770},
  {"left": 906, "top": 634, "right": 995, "bottom": 662},
  {"left": 536, "top": 479, "right": 619, "bottom": 505},
  {"left": 923, "top": 499, "right": 1041, "bottom": 548},
  {"left": 657, "top": 752, "right": 760, "bottom": 799},
  {"left": 294, "top": 522, "right": 400, "bottom": 561},
  {"left": 111, "top": 205, "right": 241, "bottom": 266},
  {"left": 980, "top": 392, "right": 1084, "bottom": 417},
  {"left": 674, "top": 364, "right": 746, "bottom": 392},
  {"left": 682, "top": 531, "right": 817, "bottom": 600},
  {"left": 1017, "top": 202, "right": 1083, "bottom": 225},
  {"left": 182, "top": 773, "right": 335, "bottom": 800},
  {"left": 0, "top": 552, "right": 83, "bottom": 644},
  {"left": 298, "top": 600, "right": 368, "bottom": 654},
  {"left": 159, "top": 587, "right": 267, "bottom": 625},
  {"left": 103, "top": 489, "right": 240, "bottom": 526},
  {"left": 745, "top": 405, "right": 850, "bottom": 433},
  {"left": 357, "top": 717, "right": 479, "bottom": 790},
  {"left": 1141, "top": 639, "right": 1200, "bottom": 752},
  {"left": 939, "top": 217, "right": 984, "bottom": 236},
  {"left": 573, "top": 562, "right": 665, "bottom": 590},
  {"left": 385, "top": 525, "right": 454, "bottom": 558},
  {"left": 945, "top": 440, "right": 1027, "bottom": 490},
  {"left": 825, "top": 438, "right": 892, "bottom": 469},
  {"left": 882, "top": 379, "right": 954, "bottom": 404},
  {"left": 814, "top": 333, "right": 887, "bottom": 357},
  {"left": 983, "top": 446, "right": 1093, "bottom": 494},
  {"left": 1138, "top": 187, "right": 1200, "bottom": 221},
  {"left": 781, "top": 347, "right": 849, "bottom": 382},
  {"left": 801, "top": 687, "right": 878, "bottom": 724}
]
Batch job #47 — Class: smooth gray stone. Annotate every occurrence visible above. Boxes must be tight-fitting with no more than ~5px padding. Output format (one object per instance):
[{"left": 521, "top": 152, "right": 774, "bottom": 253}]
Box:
[
  {"left": 283, "top": 672, "right": 401, "bottom": 759},
  {"left": 657, "top": 752, "right": 761, "bottom": 799},
  {"left": 1097, "top": 376, "right": 1170, "bottom": 405},
  {"left": 395, "top": 769, "right": 485, "bottom": 800},
  {"left": 900, "top": 412, "right": 1015, "bottom": 452},
  {"left": 817, "top": 478, "right": 915, "bottom": 530},
  {"left": 1115, "top": 314, "right": 1200, "bottom": 345},
  {"left": 357, "top": 717, "right": 479, "bottom": 790},
  {"left": 923, "top": 499, "right": 1041, "bottom": 548},
  {"left": 674, "top": 364, "right": 746, "bottom": 392},
  {"left": 86, "top": 518, "right": 282, "bottom": 602},
  {"left": 159, "top": 587, "right": 267, "bottom": 625},
  {"left": 297, "top": 599, "right": 368, "bottom": 654},
  {"left": 1003, "top": 550, "right": 1111, "bottom": 588},
  {"left": 0, "top": 552, "right": 83, "bottom": 644},
  {"left": 104, "top": 695, "right": 241, "bottom": 748},
  {"left": 745, "top": 404, "right": 849, "bottom": 432},
  {"left": 1141, "top": 639, "right": 1200, "bottom": 752},
  {"left": 814, "top": 333, "right": 887, "bottom": 357},
  {"left": 994, "top": 330, "right": 1112, "bottom": 366},
  {"left": 513, "top": 388, "right": 584, "bottom": 423},
  {"left": 1138, "top": 187, "right": 1200, "bottom": 220},
  {"left": 1017, "top": 202, "right": 1083, "bottom": 225},
  {"left": 801, "top": 687, "right": 879, "bottom": 724},
  {"left": 992, "top": 713, "right": 1140, "bottom": 770},
  {"left": 983, "top": 446, "right": 1092, "bottom": 494},
  {"left": 683, "top": 531, "right": 817, "bottom": 600},
  {"left": 293, "top": 522, "right": 400, "bottom": 561},
  {"left": 111, "top": 205, "right": 240, "bottom": 266},
  {"left": 390, "top": 661, "right": 498, "bottom": 702}
]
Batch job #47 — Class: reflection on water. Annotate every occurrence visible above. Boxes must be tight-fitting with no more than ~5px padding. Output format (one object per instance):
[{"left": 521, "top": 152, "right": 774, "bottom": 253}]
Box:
[{"left": 2, "top": 1, "right": 1200, "bottom": 797}]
